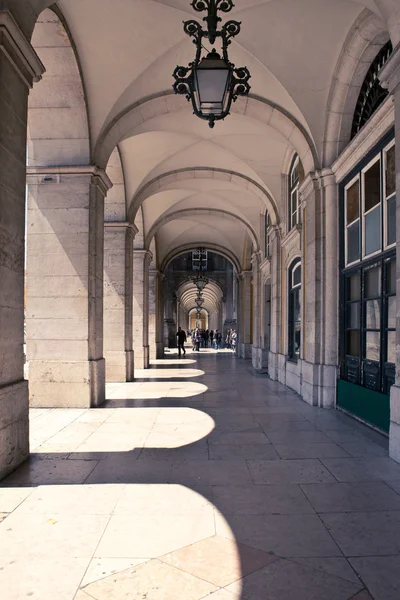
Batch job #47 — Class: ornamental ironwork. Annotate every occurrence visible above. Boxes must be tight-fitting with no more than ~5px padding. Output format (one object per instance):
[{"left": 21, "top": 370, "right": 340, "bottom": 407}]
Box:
[
  {"left": 351, "top": 41, "right": 393, "bottom": 139},
  {"left": 173, "top": 0, "right": 251, "bottom": 128}
]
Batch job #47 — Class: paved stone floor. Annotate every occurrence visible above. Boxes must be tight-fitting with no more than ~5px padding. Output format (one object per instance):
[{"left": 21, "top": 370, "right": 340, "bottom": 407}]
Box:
[{"left": 1, "top": 350, "right": 400, "bottom": 599}]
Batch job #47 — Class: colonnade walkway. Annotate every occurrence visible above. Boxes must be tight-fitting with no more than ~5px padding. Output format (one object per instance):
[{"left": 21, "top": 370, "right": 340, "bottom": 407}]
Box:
[{"left": 1, "top": 350, "right": 400, "bottom": 599}]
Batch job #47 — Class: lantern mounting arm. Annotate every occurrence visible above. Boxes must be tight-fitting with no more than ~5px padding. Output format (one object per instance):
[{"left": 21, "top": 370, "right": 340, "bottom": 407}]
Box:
[{"left": 173, "top": 0, "right": 251, "bottom": 128}]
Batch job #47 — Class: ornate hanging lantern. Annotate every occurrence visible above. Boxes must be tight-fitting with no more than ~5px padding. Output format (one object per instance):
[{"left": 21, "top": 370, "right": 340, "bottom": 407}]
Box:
[
  {"left": 173, "top": 0, "right": 251, "bottom": 128},
  {"left": 192, "top": 271, "right": 209, "bottom": 292}
]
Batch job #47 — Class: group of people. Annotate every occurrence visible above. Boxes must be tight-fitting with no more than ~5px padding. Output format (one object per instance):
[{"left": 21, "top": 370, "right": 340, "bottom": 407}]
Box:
[{"left": 176, "top": 327, "right": 237, "bottom": 356}]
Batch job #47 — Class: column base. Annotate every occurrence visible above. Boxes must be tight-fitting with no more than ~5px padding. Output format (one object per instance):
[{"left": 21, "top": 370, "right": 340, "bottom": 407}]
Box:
[
  {"left": 134, "top": 346, "right": 150, "bottom": 370},
  {"left": 0, "top": 380, "right": 29, "bottom": 481},
  {"left": 105, "top": 351, "right": 132, "bottom": 383},
  {"left": 238, "top": 343, "right": 252, "bottom": 359},
  {"left": 126, "top": 350, "right": 134, "bottom": 382},
  {"left": 252, "top": 347, "right": 269, "bottom": 371},
  {"left": 29, "top": 359, "right": 105, "bottom": 408}
]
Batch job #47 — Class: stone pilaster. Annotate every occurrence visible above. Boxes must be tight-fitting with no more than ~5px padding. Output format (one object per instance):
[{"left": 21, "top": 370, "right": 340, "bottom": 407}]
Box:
[
  {"left": 380, "top": 43, "right": 400, "bottom": 461},
  {"left": 268, "top": 226, "right": 282, "bottom": 380},
  {"left": 104, "top": 222, "right": 137, "bottom": 382},
  {"left": 251, "top": 252, "right": 263, "bottom": 369},
  {"left": 149, "top": 270, "right": 164, "bottom": 360},
  {"left": 26, "top": 166, "right": 111, "bottom": 408},
  {"left": 297, "top": 170, "right": 338, "bottom": 408},
  {"left": 238, "top": 270, "right": 252, "bottom": 359},
  {"left": 133, "top": 249, "right": 152, "bottom": 369},
  {"left": 0, "top": 12, "right": 44, "bottom": 479}
]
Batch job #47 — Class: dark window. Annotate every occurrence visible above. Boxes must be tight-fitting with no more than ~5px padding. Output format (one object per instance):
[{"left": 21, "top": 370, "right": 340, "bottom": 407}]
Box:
[
  {"left": 351, "top": 41, "right": 393, "bottom": 139},
  {"left": 340, "top": 136, "right": 396, "bottom": 395},
  {"left": 192, "top": 249, "right": 207, "bottom": 271},
  {"left": 265, "top": 211, "right": 271, "bottom": 257},
  {"left": 288, "top": 259, "right": 301, "bottom": 361},
  {"left": 288, "top": 155, "right": 304, "bottom": 231}
]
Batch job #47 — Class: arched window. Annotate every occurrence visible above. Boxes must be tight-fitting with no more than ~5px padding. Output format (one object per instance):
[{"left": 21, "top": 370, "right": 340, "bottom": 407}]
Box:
[
  {"left": 289, "top": 258, "right": 301, "bottom": 361},
  {"left": 351, "top": 41, "right": 392, "bottom": 139},
  {"left": 265, "top": 211, "right": 271, "bottom": 257},
  {"left": 288, "top": 155, "right": 304, "bottom": 230}
]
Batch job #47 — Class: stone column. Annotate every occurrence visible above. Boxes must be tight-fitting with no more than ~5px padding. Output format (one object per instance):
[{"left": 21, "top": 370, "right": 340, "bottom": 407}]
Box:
[
  {"left": 251, "top": 252, "right": 263, "bottom": 369},
  {"left": 26, "top": 166, "right": 111, "bottom": 408},
  {"left": 103, "top": 222, "right": 136, "bottom": 382},
  {"left": 268, "top": 226, "right": 282, "bottom": 380},
  {"left": 156, "top": 273, "right": 165, "bottom": 358},
  {"left": 149, "top": 269, "right": 163, "bottom": 361},
  {"left": 132, "top": 249, "right": 152, "bottom": 369},
  {"left": 321, "top": 169, "right": 339, "bottom": 408},
  {"left": 238, "top": 271, "right": 252, "bottom": 359},
  {"left": 380, "top": 44, "right": 400, "bottom": 461},
  {"left": 0, "top": 13, "right": 44, "bottom": 479}
]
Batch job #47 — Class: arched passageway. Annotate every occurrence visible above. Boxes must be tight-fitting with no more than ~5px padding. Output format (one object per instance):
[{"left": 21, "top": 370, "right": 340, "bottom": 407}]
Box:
[{"left": 0, "top": 0, "right": 400, "bottom": 597}]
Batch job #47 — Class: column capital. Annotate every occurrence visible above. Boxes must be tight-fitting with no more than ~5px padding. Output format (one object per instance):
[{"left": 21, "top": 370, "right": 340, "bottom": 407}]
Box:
[
  {"left": 298, "top": 169, "right": 336, "bottom": 202},
  {"left": 26, "top": 165, "right": 113, "bottom": 195},
  {"left": 0, "top": 11, "right": 44, "bottom": 87},
  {"left": 379, "top": 42, "right": 400, "bottom": 94},
  {"left": 251, "top": 251, "right": 262, "bottom": 268},
  {"left": 239, "top": 270, "right": 252, "bottom": 280},
  {"left": 133, "top": 248, "right": 153, "bottom": 267},
  {"left": 104, "top": 221, "right": 139, "bottom": 236}
]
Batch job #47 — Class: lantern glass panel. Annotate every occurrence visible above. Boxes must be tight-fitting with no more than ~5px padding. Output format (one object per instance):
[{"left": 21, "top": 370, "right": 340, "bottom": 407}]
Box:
[{"left": 194, "top": 59, "right": 232, "bottom": 116}]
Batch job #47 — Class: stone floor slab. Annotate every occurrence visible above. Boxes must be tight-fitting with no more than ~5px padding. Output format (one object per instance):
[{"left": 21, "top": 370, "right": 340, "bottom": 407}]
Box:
[
  {"left": 320, "top": 511, "right": 400, "bottom": 556},
  {"left": 274, "top": 442, "right": 350, "bottom": 459},
  {"left": 170, "top": 459, "right": 253, "bottom": 486},
  {"left": 1, "top": 457, "right": 98, "bottom": 486},
  {"left": 320, "top": 457, "right": 400, "bottom": 482},
  {"left": 226, "top": 558, "right": 361, "bottom": 599},
  {"left": 212, "top": 484, "right": 315, "bottom": 515},
  {"left": 209, "top": 443, "right": 280, "bottom": 460},
  {"left": 349, "top": 556, "right": 400, "bottom": 600},
  {"left": 247, "top": 459, "right": 336, "bottom": 484},
  {"left": 82, "top": 559, "right": 217, "bottom": 600},
  {"left": 160, "top": 535, "right": 277, "bottom": 587},
  {"left": 216, "top": 513, "right": 341, "bottom": 557},
  {"left": 95, "top": 512, "right": 215, "bottom": 558},
  {"left": 301, "top": 482, "right": 400, "bottom": 513}
]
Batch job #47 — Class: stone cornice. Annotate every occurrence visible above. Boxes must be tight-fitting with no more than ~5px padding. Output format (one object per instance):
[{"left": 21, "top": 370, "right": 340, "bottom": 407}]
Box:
[
  {"left": 0, "top": 11, "right": 44, "bottom": 87},
  {"left": 331, "top": 96, "right": 394, "bottom": 182},
  {"left": 379, "top": 42, "right": 400, "bottom": 94},
  {"left": 239, "top": 270, "right": 252, "bottom": 280},
  {"left": 26, "top": 165, "right": 113, "bottom": 194}
]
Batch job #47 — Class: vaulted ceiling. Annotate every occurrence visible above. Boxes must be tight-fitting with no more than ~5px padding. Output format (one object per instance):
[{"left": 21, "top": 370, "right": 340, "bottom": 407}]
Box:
[{"left": 26, "top": 0, "right": 397, "bottom": 269}]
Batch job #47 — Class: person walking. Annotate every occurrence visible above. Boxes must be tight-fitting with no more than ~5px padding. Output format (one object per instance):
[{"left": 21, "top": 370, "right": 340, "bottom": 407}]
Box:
[
  {"left": 210, "top": 330, "right": 214, "bottom": 348},
  {"left": 176, "top": 327, "right": 187, "bottom": 357},
  {"left": 195, "top": 328, "right": 201, "bottom": 352},
  {"left": 215, "top": 329, "right": 222, "bottom": 350}
]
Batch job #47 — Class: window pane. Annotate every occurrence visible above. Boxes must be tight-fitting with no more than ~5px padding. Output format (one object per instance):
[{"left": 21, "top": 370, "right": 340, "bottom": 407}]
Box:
[
  {"left": 364, "top": 159, "right": 381, "bottom": 212},
  {"left": 387, "top": 260, "right": 396, "bottom": 295},
  {"left": 366, "top": 299, "right": 380, "bottom": 329},
  {"left": 291, "top": 190, "right": 298, "bottom": 220},
  {"left": 388, "top": 296, "right": 396, "bottom": 329},
  {"left": 347, "top": 330, "right": 360, "bottom": 357},
  {"left": 294, "top": 290, "right": 301, "bottom": 358},
  {"left": 347, "top": 302, "right": 360, "bottom": 328},
  {"left": 386, "top": 145, "right": 396, "bottom": 198},
  {"left": 347, "top": 273, "right": 360, "bottom": 301},
  {"left": 365, "top": 265, "right": 381, "bottom": 297},
  {"left": 387, "top": 195, "right": 396, "bottom": 246},
  {"left": 365, "top": 205, "right": 381, "bottom": 255},
  {"left": 347, "top": 222, "right": 360, "bottom": 264},
  {"left": 387, "top": 331, "right": 396, "bottom": 363},
  {"left": 366, "top": 331, "right": 380, "bottom": 361},
  {"left": 347, "top": 181, "right": 360, "bottom": 224},
  {"left": 293, "top": 265, "right": 301, "bottom": 287}
]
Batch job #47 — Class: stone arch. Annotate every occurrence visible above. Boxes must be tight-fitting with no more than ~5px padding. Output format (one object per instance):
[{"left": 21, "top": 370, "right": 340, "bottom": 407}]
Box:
[
  {"left": 128, "top": 167, "right": 280, "bottom": 226},
  {"left": 323, "top": 9, "right": 390, "bottom": 166},
  {"left": 28, "top": 7, "right": 90, "bottom": 167},
  {"left": 145, "top": 208, "right": 260, "bottom": 254},
  {"left": 105, "top": 147, "right": 127, "bottom": 221},
  {"left": 161, "top": 244, "right": 240, "bottom": 273},
  {"left": 94, "top": 93, "right": 318, "bottom": 174}
]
